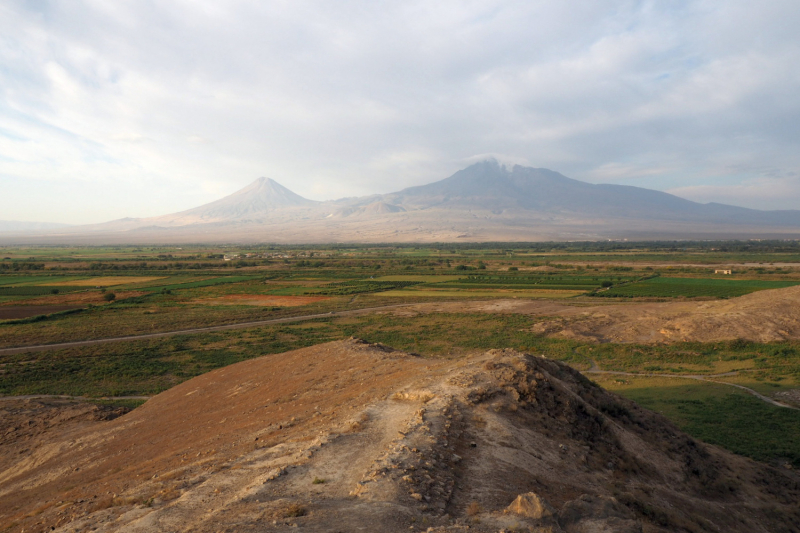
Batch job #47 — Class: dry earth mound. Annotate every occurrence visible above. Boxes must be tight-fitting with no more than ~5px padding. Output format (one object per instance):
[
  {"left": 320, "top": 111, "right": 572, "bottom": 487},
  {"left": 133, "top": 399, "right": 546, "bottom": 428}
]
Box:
[
  {"left": 2, "top": 340, "right": 799, "bottom": 532},
  {"left": 407, "top": 284, "right": 800, "bottom": 343}
]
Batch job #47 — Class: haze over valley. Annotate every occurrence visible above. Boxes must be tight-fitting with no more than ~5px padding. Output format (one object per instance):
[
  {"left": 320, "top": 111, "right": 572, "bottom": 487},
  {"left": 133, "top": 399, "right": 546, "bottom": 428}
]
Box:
[{"left": 5, "top": 161, "right": 800, "bottom": 244}]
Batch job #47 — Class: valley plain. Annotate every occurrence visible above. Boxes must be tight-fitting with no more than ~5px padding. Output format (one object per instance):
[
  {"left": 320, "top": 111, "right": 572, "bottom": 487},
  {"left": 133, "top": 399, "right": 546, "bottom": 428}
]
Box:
[{"left": 2, "top": 241, "right": 800, "bottom": 532}]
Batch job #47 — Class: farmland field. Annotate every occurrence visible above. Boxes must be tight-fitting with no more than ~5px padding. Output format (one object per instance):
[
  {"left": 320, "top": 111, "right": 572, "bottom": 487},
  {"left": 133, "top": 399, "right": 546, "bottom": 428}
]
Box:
[
  {"left": 0, "top": 285, "right": 87, "bottom": 296},
  {"left": 600, "top": 276, "right": 800, "bottom": 298},
  {"left": 0, "top": 275, "right": 90, "bottom": 286},
  {"left": 2, "top": 241, "right": 800, "bottom": 470},
  {"left": 45, "top": 276, "right": 166, "bottom": 287},
  {"left": 595, "top": 375, "right": 800, "bottom": 467},
  {"left": 139, "top": 275, "right": 260, "bottom": 292},
  {"left": 380, "top": 288, "right": 586, "bottom": 298}
]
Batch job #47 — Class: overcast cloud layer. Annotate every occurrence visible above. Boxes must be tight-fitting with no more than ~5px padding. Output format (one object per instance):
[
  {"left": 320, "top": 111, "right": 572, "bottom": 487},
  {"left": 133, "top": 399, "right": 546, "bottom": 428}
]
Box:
[{"left": 2, "top": 0, "right": 800, "bottom": 224}]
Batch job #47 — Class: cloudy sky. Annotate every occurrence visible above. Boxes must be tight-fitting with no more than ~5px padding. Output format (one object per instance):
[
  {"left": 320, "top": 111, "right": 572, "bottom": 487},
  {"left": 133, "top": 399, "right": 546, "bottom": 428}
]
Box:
[{"left": 2, "top": 0, "right": 800, "bottom": 224}]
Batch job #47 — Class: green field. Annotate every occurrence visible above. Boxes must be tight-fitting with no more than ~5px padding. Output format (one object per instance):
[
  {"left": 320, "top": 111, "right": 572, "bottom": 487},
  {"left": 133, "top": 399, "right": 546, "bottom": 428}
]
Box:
[
  {"left": 600, "top": 276, "right": 800, "bottom": 298},
  {"left": 2, "top": 242, "right": 800, "bottom": 471},
  {"left": 597, "top": 376, "right": 800, "bottom": 467},
  {"left": 139, "top": 275, "right": 261, "bottom": 292},
  {"left": 0, "top": 285, "right": 87, "bottom": 295},
  {"left": 2, "top": 307, "right": 799, "bottom": 467},
  {"left": 0, "top": 275, "right": 89, "bottom": 286}
]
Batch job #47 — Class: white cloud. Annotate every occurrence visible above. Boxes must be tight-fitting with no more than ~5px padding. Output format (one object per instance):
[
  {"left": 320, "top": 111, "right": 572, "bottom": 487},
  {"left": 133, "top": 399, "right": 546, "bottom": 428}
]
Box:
[{"left": 1, "top": 0, "right": 800, "bottom": 222}]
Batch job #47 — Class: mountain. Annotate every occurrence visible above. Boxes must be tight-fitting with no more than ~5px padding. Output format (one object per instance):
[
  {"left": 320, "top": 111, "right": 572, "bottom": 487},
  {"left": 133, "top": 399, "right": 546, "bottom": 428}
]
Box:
[
  {"left": 3, "top": 339, "right": 799, "bottom": 532},
  {"left": 383, "top": 161, "right": 800, "bottom": 225},
  {"left": 3, "top": 161, "right": 800, "bottom": 243},
  {"left": 154, "top": 177, "right": 318, "bottom": 225}
]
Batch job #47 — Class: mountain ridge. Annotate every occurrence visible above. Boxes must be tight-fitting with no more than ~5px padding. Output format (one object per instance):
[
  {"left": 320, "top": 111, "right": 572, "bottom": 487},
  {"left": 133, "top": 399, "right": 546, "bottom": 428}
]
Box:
[{"left": 3, "top": 160, "right": 800, "bottom": 243}]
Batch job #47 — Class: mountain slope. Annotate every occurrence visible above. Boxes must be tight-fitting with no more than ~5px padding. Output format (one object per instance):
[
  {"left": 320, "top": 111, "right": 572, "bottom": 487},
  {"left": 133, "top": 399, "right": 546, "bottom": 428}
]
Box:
[
  {"left": 155, "top": 177, "right": 318, "bottom": 225},
  {"left": 4, "top": 161, "right": 800, "bottom": 243},
  {"left": 384, "top": 161, "right": 800, "bottom": 225},
  {"left": 2, "top": 339, "right": 798, "bottom": 532}
]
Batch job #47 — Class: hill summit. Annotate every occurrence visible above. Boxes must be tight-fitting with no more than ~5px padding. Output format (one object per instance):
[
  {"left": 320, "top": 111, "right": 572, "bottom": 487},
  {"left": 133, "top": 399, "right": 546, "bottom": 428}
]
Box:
[{"left": 2, "top": 340, "right": 798, "bottom": 532}]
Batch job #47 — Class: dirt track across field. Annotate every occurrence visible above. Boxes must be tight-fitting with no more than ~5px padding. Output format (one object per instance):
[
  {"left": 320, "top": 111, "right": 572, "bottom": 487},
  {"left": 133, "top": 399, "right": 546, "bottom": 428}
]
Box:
[
  {"left": 584, "top": 368, "right": 798, "bottom": 409},
  {"left": 0, "top": 304, "right": 415, "bottom": 355},
  {"left": 6, "top": 284, "right": 800, "bottom": 355}
]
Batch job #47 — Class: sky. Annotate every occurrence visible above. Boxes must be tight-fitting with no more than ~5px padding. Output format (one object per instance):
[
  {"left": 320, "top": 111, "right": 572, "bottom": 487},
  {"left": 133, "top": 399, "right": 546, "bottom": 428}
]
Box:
[{"left": 2, "top": 1, "right": 800, "bottom": 224}]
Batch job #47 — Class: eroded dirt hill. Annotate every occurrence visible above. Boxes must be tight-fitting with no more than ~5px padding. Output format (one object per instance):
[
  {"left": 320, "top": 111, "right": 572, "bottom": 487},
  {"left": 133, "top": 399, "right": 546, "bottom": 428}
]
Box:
[
  {"left": 2, "top": 339, "right": 799, "bottom": 532},
  {"left": 400, "top": 284, "right": 800, "bottom": 343}
]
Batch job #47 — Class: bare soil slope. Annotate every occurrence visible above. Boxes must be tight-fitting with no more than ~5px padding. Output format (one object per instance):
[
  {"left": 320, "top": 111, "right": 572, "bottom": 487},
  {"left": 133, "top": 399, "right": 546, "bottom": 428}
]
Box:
[
  {"left": 2, "top": 339, "right": 799, "bottom": 532},
  {"left": 403, "top": 284, "right": 800, "bottom": 343}
]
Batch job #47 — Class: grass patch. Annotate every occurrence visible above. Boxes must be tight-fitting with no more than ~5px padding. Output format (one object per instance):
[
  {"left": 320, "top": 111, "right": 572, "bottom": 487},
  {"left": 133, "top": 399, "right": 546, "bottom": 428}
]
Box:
[
  {"left": 45, "top": 276, "right": 166, "bottom": 287},
  {"left": 89, "top": 398, "right": 148, "bottom": 410},
  {"left": 141, "top": 275, "right": 260, "bottom": 292},
  {"left": 0, "top": 313, "right": 580, "bottom": 396},
  {"left": 0, "top": 275, "right": 88, "bottom": 286},
  {"left": 372, "top": 275, "right": 464, "bottom": 282},
  {"left": 379, "top": 289, "right": 584, "bottom": 298},
  {"left": 600, "top": 277, "right": 800, "bottom": 298},
  {"left": 598, "top": 376, "right": 800, "bottom": 467}
]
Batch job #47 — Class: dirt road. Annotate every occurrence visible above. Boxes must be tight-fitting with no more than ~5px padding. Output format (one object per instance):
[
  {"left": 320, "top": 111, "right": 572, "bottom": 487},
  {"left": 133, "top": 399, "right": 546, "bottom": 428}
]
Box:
[{"left": 0, "top": 304, "right": 414, "bottom": 355}]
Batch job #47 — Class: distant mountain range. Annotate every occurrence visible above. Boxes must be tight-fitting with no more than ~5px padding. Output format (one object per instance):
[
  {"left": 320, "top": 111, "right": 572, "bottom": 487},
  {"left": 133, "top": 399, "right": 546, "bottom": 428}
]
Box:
[{"left": 4, "top": 161, "right": 800, "bottom": 243}]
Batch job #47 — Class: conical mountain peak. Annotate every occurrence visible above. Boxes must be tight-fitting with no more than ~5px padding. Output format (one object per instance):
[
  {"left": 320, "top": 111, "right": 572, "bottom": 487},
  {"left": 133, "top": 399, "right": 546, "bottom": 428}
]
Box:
[
  {"left": 156, "top": 177, "right": 317, "bottom": 224},
  {"left": 59, "top": 162, "right": 800, "bottom": 241}
]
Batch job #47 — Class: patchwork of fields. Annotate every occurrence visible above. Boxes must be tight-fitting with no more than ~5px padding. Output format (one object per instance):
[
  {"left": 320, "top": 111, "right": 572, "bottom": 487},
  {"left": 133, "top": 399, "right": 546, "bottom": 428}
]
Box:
[{"left": 2, "top": 242, "right": 800, "bottom": 470}]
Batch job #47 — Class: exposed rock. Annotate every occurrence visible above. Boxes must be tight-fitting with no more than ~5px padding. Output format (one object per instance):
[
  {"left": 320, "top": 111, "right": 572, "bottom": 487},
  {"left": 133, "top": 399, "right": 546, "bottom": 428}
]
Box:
[{"left": 505, "top": 492, "right": 556, "bottom": 519}]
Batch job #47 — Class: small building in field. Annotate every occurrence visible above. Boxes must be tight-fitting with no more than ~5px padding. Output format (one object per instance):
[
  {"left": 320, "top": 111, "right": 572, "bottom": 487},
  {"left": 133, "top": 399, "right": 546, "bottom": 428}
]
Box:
[{"left": 715, "top": 269, "right": 732, "bottom": 275}]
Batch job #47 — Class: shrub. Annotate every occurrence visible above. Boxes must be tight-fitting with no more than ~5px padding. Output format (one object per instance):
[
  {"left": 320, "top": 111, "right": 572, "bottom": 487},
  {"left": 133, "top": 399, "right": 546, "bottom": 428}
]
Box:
[
  {"left": 103, "top": 292, "right": 116, "bottom": 302},
  {"left": 283, "top": 503, "right": 306, "bottom": 517},
  {"left": 466, "top": 501, "right": 482, "bottom": 516}
]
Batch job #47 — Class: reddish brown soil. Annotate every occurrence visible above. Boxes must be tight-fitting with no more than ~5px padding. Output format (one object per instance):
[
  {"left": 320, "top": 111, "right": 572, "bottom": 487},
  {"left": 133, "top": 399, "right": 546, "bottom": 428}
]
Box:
[
  {"left": 0, "top": 340, "right": 441, "bottom": 532},
  {"left": 192, "top": 294, "right": 330, "bottom": 306},
  {"left": 2, "top": 340, "right": 798, "bottom": 532}
]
